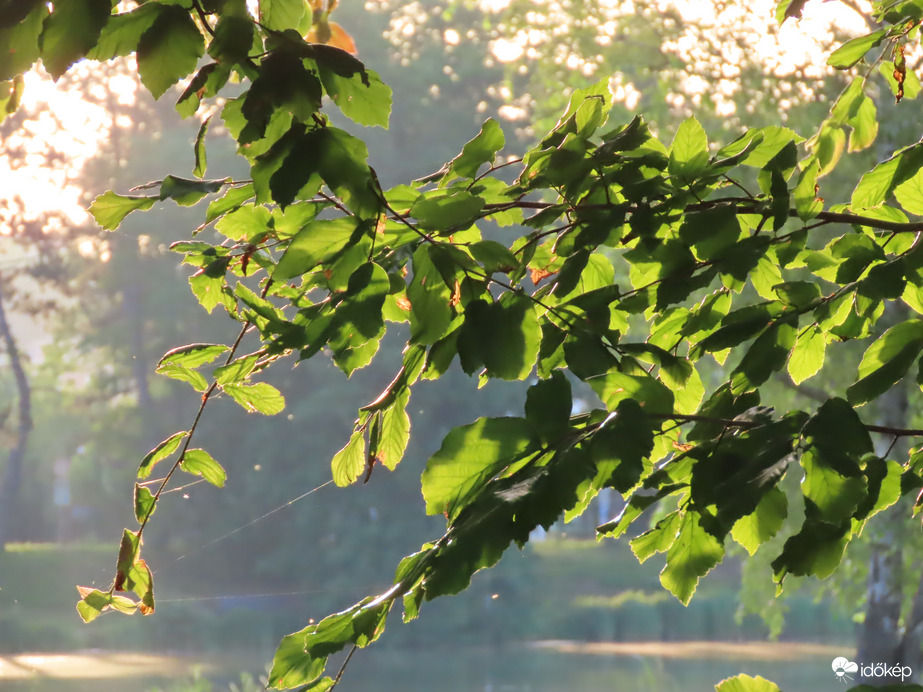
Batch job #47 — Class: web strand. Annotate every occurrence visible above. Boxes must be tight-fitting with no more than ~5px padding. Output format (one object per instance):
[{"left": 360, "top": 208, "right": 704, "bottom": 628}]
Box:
[{"left": 174, "top": 479, "right": 334, "bottom": 561}]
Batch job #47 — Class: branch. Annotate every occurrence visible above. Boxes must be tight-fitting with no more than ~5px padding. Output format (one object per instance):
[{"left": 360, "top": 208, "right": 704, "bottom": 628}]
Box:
[
  {"left": 135, "top": 318, "right": 252, "bottom": 541},
  {"left": 644, "top": 411, "right": 923, "bottom": 438}
]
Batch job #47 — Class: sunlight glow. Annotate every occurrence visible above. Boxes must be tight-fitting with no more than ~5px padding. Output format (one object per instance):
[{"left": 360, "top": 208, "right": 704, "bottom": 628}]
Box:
[{"left": 0, "top": 62, "right": 138, "bottom": 237}]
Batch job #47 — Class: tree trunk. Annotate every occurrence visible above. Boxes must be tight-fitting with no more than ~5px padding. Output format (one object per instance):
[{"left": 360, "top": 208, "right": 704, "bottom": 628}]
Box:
[{"left": 0, "top": 280, "right": 32, "bottom": 546}]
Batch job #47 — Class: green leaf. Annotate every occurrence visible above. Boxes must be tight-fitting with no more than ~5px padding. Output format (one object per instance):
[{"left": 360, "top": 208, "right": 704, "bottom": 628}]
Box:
[
  {"left": 852, "top": 141, "right": 923, "bottom": 210},
  {"left": 801, "top": 453, "right": 866, "bottom": 523},
  {"left": 207, "top": 14, "right": 255, "bottom": 66},
  {"left": 827, "top": 29, "right": 887, "bottom": 69},
  {"left": 0, "top": 3, "right": 47, "bottom": 82},
  {"left": 857, "top": 457, "right": 902, "bottom": 520},
  {"left": 813, "top": 124, "right": 846, "bottom": 176},
  {"left": 631, "top": 510, "right": 683, "bottom": 563},
  {"left": 87, "top": 3, "right": 161, "bottom": 61},
  {"left": 315, "top": 47, "right": 392, "bottom": 128},
  {"left": 331, "top": 429, "right": 366, "bottom": 487},
  {"left": 421, "top": 417, "right": 538, "bottom": 521},
  {"left": 895, "top": 168, "right": 923, "bottom": 215},
  {"left": 773, "top": 281, "right": 821, "bottom": 309},
  {"left": 377, "top": 388, "right": 411, "bottom": 470},
  {"left": 273, "top": 217, "right": 358, "bottom": 280},
  {"left": 136, "top": 6, "right": 205, "bottom": 99},
  {"left": 407, "top": 245, "right": 453, "bottom": 345},
  {"left": 181, "top": 448, "right": 227, "bottom": 487},
  {"left": 193, "top": 117, "right": 210, "bottom": 178},
  {"left": 793, "top": 158, "right": 822, "bottom": 220},
  {"left": 668, "top": 117, "right": 709, "bottom": 180},
  {"left": 730, "top": 321, "right": 798, "bottom": 394},
  {"left": 89, "top": 191, "right": 156, "bottom": 231},
  {"left": 660, "top": 511, "right": 725, "bottom": 605},
  {"left": 715, "top": 674, "right": 782, "bottom": 692},
  {"left": 772, "top": 516, "right": 851, "bottom": 581},
  {"left": 0, "top": 75, "right": 24, "bottom": 121},
  {"left": 731, "top": 486, "right": 787, "bottom": 556},
  {"left": 469, "top": 240, "right": 519, "bottom": 274},
  {"left": 588, "top": 370, "right": 674, "bottom": 415},
  {"left": 213, "top": 354, "right": 259, "bottom": 385},
  {"left": 268, "top": 598, "right": 389, "bottom": 690},
  {"left": 156, "top": 363, "right": 208, "bottom": 391},
  {"left": 138, "top": 431, "right": 188, "bottom": 480},
  {"left": 774, "top": 0, "right": 807, "bottom": 23},
  {"left": 441, "top": 118, "right": 505, "bottom": 183},
  {"left": 258, "top": 0, "right": 305, "bottom": 32},
  {"left": 76, "top": 588, "right": 136, "bottom": 623},
  {"left": 158, "top": 343, "right": 229, "bottom": 369},
  {"left": 206, "top": 183, "right": 256, "bottom": 223},
  {"left": 270, "top": 127, "right": 379, "bottom": 215},
  {"left": 215, "top": 204, "right": 272, "bottom": 242},
  {"left": 39, "top": 0, "right": 110, "bottom": 78},
  {"left": 787, "top": 325, "right": 825, "bottom": 385},
  {"left": 134, "top": 484, "right": 156, "bottom": 524},
  {"left": 847, "top": 319, "right": 923, "bottom": 406},
  {"left": 588, "top": 398, "right": 655, "bottom": 494},
  {"left": 222, "top": 382, "right": 286, "bottom": 415},
  {"left": 525, "top": 372, "right": 572, "bottom": 444},
  {"left": 159, "top": 175, "right": 226, "bottom": 206},
  {"left": 410, "top": 190, "right": 486, "bottom": 231},
  {"left": 176, "top": 61, "right": 231, "bottom": 118},
  {"left": 457, "top": 298, "right": 541, "bottom": 380}
]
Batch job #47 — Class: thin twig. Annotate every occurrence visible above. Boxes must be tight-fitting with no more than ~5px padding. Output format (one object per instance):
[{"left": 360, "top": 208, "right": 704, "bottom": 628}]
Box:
[{"left": 328, "top": 644, "right": 359, "bottom": 691}]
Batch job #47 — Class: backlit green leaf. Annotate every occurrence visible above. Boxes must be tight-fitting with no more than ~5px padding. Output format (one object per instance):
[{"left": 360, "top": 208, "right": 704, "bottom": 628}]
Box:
[
  {"left": 715, "top": 674, "right": 782, "bottom": 692},
  {"left": 315, "top": 47, "right": 392, "bottom": 128},
  {"left": 422, "top": 417, "right": 538, "bottom": 520},
  {"left": 331, "top": 429, "right": 366, "bottom": 487},
  {"left": 731, "top": 486, "right": 787, "bottom": 556},
  {"left": 193, "top": 117, "right": 210, "bottom": 178},
  {"left": 89, "top": 191, "right": 156, "bottom": 230},
  {"left": 136, "top": 6, "right": 205, "bottom": 99},
  {"left": 87, "top": 2, "right": 161, "bottom": 61},
  {"left": 156, "top": 363, "right": 209, "bottom": 391},
  {"left": 827, "top": 29, "right": 886, "bottom": 69},
  {"left": 138, "top": 430, "right": 188, "bottom": 479},
  {"left": 222, "top": 382, "right": 286, "bottom": 415},
  {"left": 669, "top": 117, "right": 709, "bottom": 180},
  {"left": 258, "top": 0, "right": 305, "bottom": 32},
  {"left": 378, "top": 388, "right": 411, "bottom": 470},
  {"left": 852, "top": 141, "right": 923, "bottom": 209},
  {"left": 441, "top": 118, "right": 505, "bottom": 183},
  {"left": 273, "top": 217, "right": 358, "bottom": 280},
  {"left": 0, "top": 3, "right": 47, "bottom": 81},
  {"left": 181, "top": 448, "right": 227, "bottom": 487},
  {"left": 39, "top": 0, "right": 109, "bottom": 78},
  {"left": 134, "top": 484, "right": 156, "bottom": 524},
  {"left": 848, "top": 320, "right": 923, "bottom": 405},
  {"left": 895, "top": 168, "right": 923, "bottom": 215},
  {"left": 660, "top": 511, "right": 724, "bottom": 605},
  {"left": 411, "top": 190, "right": 486, "bottom": 231},
  {"left": 588, "top": 370, "right": 674, "bottom": 415},
  {"left": 788, "top": 325, "right": 825, "bottom": 384},
  {"left": 159, "top": 175, "right": 226, "bottom": 206},
  {"left": 457, "top": 298, "right": 541, "bottom": 380}
]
